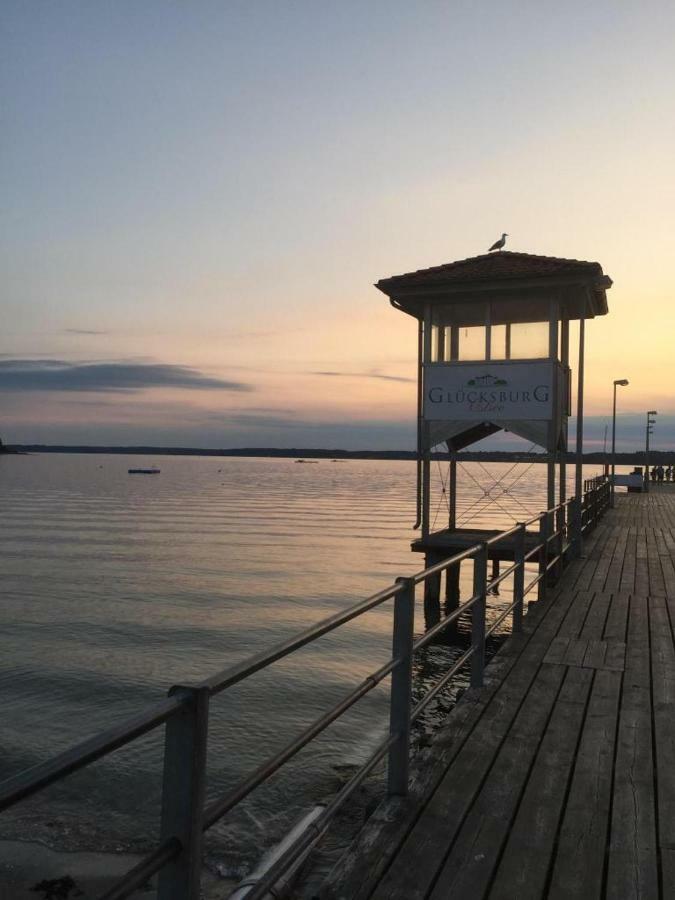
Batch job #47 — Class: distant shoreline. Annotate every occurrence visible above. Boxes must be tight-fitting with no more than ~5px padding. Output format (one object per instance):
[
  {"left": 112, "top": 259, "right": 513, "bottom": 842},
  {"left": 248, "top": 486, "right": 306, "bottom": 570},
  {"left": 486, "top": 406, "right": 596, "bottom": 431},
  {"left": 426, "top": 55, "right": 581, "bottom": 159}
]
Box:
[{"left": 3, "top": 445, "right": 674, "bottom": 464}]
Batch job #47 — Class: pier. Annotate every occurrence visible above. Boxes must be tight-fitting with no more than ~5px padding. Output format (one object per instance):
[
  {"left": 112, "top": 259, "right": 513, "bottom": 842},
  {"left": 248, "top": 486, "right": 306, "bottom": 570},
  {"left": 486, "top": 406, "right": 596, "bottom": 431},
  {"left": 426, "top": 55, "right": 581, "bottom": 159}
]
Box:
[{"left": 323, "top": 485, "right": 675, "bottom": 900}]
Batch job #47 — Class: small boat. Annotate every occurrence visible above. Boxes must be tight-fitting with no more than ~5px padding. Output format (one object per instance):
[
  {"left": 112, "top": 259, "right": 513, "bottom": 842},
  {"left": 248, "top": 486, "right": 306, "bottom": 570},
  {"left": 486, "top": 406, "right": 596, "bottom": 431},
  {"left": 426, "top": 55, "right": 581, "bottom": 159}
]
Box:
[{"left": 128, "top": 467, "right": 160, "bottom": 475}]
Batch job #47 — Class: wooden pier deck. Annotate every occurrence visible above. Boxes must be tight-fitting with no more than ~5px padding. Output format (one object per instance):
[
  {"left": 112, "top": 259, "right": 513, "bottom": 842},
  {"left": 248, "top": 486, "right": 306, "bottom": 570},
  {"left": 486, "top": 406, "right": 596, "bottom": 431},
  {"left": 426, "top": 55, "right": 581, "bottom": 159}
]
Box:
[{"left": 324, "top": 487, "right": 675, "bottom": 900}]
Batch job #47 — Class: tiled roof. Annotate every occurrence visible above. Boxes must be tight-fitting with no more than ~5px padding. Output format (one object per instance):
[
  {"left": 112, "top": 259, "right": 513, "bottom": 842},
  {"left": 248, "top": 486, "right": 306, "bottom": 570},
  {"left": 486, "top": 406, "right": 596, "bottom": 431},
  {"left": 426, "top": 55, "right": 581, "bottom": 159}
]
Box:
[{"left": 377, "top": 251, "right": 604, "bottom": 289}]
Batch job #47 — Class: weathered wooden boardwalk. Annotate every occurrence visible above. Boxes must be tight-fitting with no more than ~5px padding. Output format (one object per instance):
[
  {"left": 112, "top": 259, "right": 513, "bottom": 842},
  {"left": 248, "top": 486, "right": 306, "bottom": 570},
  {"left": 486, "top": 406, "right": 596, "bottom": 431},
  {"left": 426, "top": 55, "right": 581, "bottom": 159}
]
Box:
[{"left": 324, "top": 487, "right": 675, "bottom": 900}]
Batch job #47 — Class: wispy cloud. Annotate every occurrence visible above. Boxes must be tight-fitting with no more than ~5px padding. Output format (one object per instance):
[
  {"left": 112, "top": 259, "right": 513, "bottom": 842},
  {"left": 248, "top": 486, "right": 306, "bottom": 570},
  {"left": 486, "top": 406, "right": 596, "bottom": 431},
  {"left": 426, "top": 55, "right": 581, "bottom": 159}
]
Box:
[
  {"left": 65, "top": 329, "right": 109, "bottom": 335},
  {"left": 0, "top": 359, "right": 253, "bottom": 393},
  {"left": 311, "top": 370, "right": 415, "bottom": 383}
]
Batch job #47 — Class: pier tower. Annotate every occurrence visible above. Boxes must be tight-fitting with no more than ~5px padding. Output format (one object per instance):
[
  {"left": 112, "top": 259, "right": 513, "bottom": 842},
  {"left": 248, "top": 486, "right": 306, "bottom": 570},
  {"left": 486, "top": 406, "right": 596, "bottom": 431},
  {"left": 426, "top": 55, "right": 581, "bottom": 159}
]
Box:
[{"left": 377, "top": 250, "right": 612, "bottom": 618}]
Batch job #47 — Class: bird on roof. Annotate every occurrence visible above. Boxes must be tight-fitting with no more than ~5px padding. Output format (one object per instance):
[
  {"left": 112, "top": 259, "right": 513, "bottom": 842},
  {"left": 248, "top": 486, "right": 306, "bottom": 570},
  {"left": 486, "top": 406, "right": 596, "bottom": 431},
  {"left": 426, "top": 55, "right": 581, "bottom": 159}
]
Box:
[{"left": 488, "top": 233, "right": 508, "bottom": 252}]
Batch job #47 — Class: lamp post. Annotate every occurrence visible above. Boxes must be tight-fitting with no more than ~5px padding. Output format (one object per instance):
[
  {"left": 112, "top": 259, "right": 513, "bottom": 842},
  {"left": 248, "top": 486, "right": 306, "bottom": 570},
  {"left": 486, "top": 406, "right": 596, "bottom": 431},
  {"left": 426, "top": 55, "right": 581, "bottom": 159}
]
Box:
[
  {"left": 611, "top": 378, "right": 629, "bottom": 508},
  {"left": 645, "top": 410, "right": 657, "bottom": 491}
]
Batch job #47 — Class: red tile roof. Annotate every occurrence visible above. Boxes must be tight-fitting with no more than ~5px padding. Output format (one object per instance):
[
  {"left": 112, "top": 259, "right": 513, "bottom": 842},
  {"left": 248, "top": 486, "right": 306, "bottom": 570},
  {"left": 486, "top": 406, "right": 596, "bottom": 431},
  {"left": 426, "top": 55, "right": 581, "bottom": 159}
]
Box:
[{"left": 377, "top": 251, "right": 604, "bottom": 289}]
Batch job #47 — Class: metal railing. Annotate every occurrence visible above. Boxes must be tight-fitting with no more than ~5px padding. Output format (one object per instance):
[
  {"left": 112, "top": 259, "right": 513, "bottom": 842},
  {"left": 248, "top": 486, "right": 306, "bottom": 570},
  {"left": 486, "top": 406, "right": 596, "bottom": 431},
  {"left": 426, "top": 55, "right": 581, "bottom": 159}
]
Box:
[{"left": 0, "top": 478, "right": 610, "bottom": 899}]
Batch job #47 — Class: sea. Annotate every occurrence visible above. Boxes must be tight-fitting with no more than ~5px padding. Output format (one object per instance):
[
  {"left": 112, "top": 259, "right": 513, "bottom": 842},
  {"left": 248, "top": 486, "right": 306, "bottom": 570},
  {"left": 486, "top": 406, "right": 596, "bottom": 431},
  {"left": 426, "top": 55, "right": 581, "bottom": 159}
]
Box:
[{"left": 0, "top": 452, "right": 612, "bottom": 881}]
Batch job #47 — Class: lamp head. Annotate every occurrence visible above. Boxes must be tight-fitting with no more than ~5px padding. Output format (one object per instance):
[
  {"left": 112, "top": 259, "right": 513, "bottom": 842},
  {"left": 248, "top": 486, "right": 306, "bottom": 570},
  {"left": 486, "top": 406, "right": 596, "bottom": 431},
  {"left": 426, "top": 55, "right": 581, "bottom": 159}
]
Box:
[
  {"left": 614, "top": 379, "right": 629, "bottom": 386},
  {"left": 648, "top": 410, "right": 658, "bottom": 415}
]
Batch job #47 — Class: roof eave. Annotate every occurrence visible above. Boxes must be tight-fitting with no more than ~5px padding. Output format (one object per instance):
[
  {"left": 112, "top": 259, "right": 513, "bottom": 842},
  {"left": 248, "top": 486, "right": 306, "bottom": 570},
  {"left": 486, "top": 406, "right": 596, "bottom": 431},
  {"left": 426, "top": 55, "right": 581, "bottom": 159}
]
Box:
[{"left": 378, "top": 272, "right": 612, "bottom": 319}]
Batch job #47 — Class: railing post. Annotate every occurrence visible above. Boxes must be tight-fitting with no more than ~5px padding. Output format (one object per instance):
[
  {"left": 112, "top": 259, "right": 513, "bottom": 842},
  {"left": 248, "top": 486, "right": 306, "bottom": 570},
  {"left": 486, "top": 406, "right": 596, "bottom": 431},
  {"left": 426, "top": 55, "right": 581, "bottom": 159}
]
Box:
[
  {"left": 513, "top": 523, "right": 526, "bottom": 634},
  {"left": 572, "top": 495, "right": 583, "bottom": 558},
  {"left": 387, "top": 576, "right": 415, "bottom": 797},
  {"left": 538, "top": 512, "right": 549, "bottom": 602},
  {"left": 470, "top": 543, "right": 488, "bottom": 688},
  {"left": 157, "top": 684, "right": 210, "bottom": 900},
  {"left": 555, "top": 505, "right": 565, "bottom": 580}
]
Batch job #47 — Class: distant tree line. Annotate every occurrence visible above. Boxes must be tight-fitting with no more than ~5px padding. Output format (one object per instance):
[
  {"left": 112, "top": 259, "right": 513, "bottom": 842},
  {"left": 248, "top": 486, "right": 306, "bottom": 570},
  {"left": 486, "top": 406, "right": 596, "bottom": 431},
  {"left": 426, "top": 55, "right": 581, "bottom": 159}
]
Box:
[{"left": 4, "top": 444, "right": 675, "bottom": 464}]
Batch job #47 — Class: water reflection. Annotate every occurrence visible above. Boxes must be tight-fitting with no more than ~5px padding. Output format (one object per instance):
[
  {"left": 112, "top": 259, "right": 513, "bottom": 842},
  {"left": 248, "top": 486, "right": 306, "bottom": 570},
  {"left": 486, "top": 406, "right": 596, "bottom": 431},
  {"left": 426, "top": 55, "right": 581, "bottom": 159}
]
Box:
[{"left": 0, "top": 453, "right": 608, "bottom": 872}]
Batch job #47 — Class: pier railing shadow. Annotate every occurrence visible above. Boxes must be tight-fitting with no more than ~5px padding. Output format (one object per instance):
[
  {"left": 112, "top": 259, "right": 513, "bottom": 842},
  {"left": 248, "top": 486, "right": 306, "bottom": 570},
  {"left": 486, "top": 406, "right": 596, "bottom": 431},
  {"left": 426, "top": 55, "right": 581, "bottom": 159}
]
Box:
[{"left": 0, "top": 478, "right": 610, "bottom": 899}]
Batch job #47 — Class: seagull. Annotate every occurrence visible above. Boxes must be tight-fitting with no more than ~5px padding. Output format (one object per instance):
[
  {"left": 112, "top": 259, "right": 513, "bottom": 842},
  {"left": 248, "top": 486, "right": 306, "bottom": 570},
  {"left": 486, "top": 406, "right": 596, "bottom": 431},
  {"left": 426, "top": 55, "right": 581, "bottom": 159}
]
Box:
[{"left": 488, "top": 233, "right": 508, "bottom": 252}]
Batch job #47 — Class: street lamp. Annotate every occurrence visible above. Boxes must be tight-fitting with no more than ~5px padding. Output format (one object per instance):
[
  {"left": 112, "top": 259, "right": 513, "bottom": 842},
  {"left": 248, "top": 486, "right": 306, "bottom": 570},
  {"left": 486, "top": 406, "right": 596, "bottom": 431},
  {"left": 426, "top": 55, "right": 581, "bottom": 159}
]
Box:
[
  {"left": 611, "top": 378, "right": 629, "bottom": 508},
  {"left": 645, "top": 410, "right": 657, "bottom": 491}
]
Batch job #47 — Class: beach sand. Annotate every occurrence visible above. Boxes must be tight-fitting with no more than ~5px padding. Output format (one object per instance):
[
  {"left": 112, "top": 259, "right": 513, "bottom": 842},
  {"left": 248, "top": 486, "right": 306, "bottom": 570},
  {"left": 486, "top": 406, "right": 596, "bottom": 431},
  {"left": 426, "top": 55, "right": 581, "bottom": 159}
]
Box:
[{"left": 0, "top": 840, "right": 234, "bottom": 899}]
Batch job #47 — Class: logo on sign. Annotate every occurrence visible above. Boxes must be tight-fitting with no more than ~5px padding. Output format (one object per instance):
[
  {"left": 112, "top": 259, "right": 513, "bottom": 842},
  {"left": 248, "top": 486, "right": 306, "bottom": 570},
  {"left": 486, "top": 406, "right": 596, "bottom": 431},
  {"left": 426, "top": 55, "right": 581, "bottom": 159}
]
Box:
[{"left": 466, "top": 374, "right": 507, "bottom": 387}]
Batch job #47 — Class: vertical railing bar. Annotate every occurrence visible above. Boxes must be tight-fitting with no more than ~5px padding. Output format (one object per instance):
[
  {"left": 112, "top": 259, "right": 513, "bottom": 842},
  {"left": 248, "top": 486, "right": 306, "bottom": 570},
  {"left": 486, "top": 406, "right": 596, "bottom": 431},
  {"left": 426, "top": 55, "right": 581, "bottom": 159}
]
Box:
[
  {"left": 555, "top": 504, "right": 564, "bottom": 580},
  {"left": 470, "top": 543, "right": 488, "bottom": 688},
  {"left": 387, "top": 576, "right": 415, "bottom": 797},
  {"left": 157, "top": 684, "right": 209, "bottom": 900},
  {"left": 513, "top": 523, "right": 526, "bottom": 634},
  {"left": 538, "top": 512, "right": 548, "bottom": 602}
]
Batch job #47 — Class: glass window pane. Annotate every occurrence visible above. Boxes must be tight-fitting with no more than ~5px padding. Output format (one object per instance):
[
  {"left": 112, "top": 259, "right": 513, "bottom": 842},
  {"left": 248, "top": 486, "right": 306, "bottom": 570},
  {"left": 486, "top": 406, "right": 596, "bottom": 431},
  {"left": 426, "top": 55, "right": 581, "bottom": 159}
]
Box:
[
  {"left": 458, "top": 326, "right": 486, "bottom": 361},
  {"left": 430, "top": 324, "right": 439, "bottom": 362},
  {"left": 510, "top": 322, "right": 549, "bottom": 358},
  {"left": 490, "top": 324, "right": 507, "bottom": 360}
]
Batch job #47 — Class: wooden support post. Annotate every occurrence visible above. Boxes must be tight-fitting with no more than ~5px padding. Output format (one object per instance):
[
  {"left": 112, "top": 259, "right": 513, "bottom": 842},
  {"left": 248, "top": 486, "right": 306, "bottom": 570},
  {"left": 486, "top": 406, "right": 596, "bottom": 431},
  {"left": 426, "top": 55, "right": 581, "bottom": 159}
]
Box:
[
  {"left": 423, "top": 552, "right": 441, "bottom": 629},
  {"left": 444, "top": 563, "right": 460, "bottom": 615},
  {"left": 422, "top": 440, "right": 431, "bottom": 539},
  {"left": 388, "top": 577, "right": 415, "bottom": 797},
  {"left": 158, "top": 685, "right": 209, "bottom": 900},
  {"left": 560, "top": 311, "right": 569, "bottom": 516},
  {"left": 490, "top": 557, "right": 500, "bottom": 595},
  {"left": 421, "top": 306, "right": 432, "bottom": 539}
]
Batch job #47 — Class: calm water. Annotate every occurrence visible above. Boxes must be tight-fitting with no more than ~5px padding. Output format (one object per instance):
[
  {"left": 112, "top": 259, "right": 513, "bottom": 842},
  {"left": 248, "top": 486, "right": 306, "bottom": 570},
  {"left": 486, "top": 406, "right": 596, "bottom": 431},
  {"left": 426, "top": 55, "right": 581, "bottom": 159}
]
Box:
[{"left": 0, "top": 453, "right": 607, "bottom": 876}]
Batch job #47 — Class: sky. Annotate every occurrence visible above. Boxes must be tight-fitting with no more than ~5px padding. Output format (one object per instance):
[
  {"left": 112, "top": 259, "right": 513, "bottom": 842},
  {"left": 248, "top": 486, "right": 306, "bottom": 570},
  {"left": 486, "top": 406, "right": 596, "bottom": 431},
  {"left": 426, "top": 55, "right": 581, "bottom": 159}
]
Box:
[{"left": 2, "top": 0, "right": 674, "bottom": 451}]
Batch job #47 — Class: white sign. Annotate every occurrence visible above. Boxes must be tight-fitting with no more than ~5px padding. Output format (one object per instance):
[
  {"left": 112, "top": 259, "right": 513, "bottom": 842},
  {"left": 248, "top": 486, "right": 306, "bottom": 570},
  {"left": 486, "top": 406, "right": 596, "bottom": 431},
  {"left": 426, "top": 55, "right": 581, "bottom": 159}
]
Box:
[{"left": 424, "top": 361, "right": 554, "bottom": 421}]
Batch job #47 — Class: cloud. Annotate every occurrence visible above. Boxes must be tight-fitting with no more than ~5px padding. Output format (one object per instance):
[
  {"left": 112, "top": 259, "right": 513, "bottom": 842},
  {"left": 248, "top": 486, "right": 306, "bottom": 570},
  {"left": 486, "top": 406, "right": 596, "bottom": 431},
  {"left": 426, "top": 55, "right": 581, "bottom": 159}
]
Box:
[
  {"left": 0, "top": 359, "right": 253, "bottom": 393},
  {"left": 311, "top": 370, "right": 415, "bottom": 383},
  {"left": 65, "top": 329, "right": 109, "bottom": 335}
]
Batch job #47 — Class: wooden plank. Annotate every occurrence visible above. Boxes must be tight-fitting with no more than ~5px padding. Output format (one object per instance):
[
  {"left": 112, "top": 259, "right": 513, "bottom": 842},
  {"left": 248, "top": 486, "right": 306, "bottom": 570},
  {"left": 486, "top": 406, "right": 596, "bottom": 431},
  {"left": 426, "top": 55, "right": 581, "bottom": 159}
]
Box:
[
  {"left": 660, "top": 554, "right": 675, "bottom": 598},
  {"left": 573, "top": 526, "right": 615, "bottom": 594},
  {"left": 544, "top": 636, "right": 570, "bottom": 665},
  {"left": 557, "top": 591, "right": 594, "bottom": 640},
  {"left": 489, "top": 666, "right": 594, "bottom": 900},
  {"left": 580, "top": 590, "right": 611, "bottom": 640},
  {"left": 606, "top": 594, "right": 658, "bottom": 899},
  {"left": 548, "top": 669, "right": 622, "bottom": 899},
  {"left": 635, "top": 531, "right": 650, "bottom": 596},
  {"left": 603, "top": 527, "right": 630, "bottom": 593},
  {"left": 603, "top": 591, "right": 630, "bottom": 642},
  {"left": 563, "top": 638, "right": 588, "bottom": 667},
  {"left": 650, "top": 594, "right": 675, "bottom": 887},
  {"left": 619, "top": 530, "right": 636, "bottom": 595},
  {"left": 427, "top": 664, "right": 567, "bottom": 900},
  {"left": 647, "top": 528, "right": 667, "bottom": 597},
  {"left": 603, "top": 642, "right": 626, "bottom": 672},
  {"left": 582, "top": 639, "right": 607, "bottom": 669}
]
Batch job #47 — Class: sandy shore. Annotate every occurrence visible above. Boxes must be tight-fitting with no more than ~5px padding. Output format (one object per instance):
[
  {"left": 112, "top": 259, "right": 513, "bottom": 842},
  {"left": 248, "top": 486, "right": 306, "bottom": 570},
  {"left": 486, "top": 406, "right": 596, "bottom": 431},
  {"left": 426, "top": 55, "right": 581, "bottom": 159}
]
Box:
[{"left": 0, "top": 840, "right": 234, "bottom": 899}]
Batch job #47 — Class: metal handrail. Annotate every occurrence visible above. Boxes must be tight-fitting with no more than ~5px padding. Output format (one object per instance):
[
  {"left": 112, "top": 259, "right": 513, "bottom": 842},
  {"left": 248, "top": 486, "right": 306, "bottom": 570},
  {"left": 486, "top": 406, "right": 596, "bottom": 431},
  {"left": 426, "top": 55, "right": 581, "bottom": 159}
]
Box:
[
  {"left": 202, "top": 654, "right": 402, "bottom": 830},
  {"left": 202, "top": 580, "right": 405, "bottom": 697},
  {"left": 0, "top": 480, "right": 611, "bottom": 900},
  {"left": 0, "top": 694, "right": 184, "bottom": 812}
]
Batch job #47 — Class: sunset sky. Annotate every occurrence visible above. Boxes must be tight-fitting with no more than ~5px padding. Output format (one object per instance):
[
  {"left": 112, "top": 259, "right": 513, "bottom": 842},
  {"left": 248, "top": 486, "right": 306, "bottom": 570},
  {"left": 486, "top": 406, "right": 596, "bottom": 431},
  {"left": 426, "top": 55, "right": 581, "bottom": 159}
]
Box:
[{"left": 2, "top": 1, "right": 674, "bottom": 451}]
